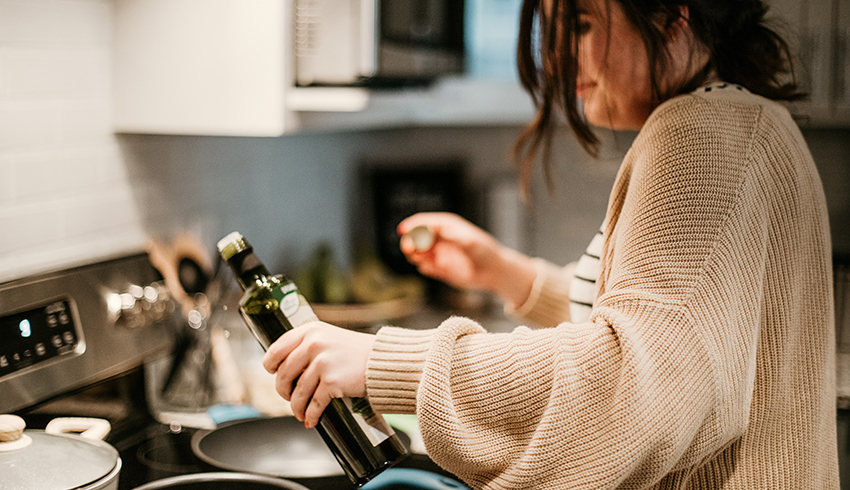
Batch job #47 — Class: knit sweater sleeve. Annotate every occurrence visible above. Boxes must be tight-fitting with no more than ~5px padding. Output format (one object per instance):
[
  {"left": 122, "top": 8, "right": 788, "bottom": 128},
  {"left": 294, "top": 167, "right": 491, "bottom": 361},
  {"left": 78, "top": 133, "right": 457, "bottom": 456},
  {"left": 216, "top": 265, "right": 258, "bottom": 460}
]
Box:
[
  {"left": 367, "top": 93, "right": 772, "bottom": 488},
  {"left": 504, "top": 259, "right": 576, "bottom": 327}
]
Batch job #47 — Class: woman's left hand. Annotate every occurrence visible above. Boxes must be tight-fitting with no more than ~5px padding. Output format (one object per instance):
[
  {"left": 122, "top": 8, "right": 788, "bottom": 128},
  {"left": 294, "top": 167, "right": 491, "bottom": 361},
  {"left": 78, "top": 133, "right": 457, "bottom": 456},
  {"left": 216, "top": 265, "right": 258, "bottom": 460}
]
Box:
[{"left": 262, "top": 321, "right": 376, "bottom": 428}]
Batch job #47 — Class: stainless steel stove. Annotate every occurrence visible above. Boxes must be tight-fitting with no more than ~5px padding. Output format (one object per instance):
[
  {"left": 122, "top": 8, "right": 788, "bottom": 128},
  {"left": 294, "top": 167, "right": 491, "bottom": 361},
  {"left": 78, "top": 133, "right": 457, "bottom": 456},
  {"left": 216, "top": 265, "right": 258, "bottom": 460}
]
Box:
[
  {"left": 0, "top": 253, "right": 185, "bottom": 489},
  {"left": 1, "top": 253, "right": 453, "bottom": 490},
  {"left": 0, "top": 253, "right": 175, "bottom": 415}
]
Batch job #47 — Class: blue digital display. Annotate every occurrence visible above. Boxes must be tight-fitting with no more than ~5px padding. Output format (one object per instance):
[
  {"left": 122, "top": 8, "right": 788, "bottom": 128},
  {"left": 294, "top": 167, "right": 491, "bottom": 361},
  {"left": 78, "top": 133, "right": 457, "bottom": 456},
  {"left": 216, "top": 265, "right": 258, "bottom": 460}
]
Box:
[
  {"left": 0, "top": 299, "right": 76, "bottom": 375},
  {"left": 19, "top": 319, "right": 31, "bottom": 338}
]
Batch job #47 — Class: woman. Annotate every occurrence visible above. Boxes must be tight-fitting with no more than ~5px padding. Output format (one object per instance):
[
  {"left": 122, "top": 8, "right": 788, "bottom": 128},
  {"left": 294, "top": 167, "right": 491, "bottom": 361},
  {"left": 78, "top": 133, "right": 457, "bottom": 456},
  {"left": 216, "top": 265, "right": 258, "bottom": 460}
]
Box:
[{"left": 263, "top": 0, "right": 839, "bottom": 487}]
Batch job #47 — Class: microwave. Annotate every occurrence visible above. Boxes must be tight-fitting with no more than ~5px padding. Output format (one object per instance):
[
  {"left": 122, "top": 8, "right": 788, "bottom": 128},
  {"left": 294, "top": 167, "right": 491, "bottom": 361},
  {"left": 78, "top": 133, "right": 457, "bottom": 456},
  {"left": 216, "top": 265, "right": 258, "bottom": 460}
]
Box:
[{"left": 294, "top": 0, "right": 465, "bottom": 86}]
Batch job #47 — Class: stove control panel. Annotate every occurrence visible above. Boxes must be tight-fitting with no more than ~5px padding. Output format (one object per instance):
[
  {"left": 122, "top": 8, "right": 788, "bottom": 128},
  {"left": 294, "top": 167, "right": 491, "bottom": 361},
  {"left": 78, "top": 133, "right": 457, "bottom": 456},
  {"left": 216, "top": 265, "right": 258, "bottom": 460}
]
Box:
[
  {"left": 0, "top": 298, "right": 83, "bottom": 379},
  {"left": 0, "top": 253, "right": 176, "bottom": 414}
]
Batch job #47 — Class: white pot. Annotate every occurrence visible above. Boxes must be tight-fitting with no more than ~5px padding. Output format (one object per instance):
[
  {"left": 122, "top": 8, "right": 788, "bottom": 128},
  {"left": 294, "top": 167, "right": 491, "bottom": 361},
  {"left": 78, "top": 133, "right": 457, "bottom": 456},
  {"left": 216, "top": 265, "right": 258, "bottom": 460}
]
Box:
[{"left": 0, "top": 415, "right": 121, "bottom": 490}]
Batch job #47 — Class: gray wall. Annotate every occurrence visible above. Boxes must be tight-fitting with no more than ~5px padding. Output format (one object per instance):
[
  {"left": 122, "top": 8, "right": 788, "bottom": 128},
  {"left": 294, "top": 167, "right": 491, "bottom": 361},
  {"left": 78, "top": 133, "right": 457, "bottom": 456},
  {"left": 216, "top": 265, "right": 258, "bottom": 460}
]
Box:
[
  {"left": 116, "top": 125, "right": 631, "bottom": 275},
  {"left": 117, "top": 123, "right": 850, "bottom": 275}
]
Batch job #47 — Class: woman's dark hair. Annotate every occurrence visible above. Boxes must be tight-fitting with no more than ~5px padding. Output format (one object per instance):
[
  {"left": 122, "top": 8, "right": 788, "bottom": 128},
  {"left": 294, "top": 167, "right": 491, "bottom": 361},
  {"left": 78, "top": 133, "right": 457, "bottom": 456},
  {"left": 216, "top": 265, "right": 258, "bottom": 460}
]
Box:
[{"left": 512, "top": 0, "right": 803, "bottom": 198}]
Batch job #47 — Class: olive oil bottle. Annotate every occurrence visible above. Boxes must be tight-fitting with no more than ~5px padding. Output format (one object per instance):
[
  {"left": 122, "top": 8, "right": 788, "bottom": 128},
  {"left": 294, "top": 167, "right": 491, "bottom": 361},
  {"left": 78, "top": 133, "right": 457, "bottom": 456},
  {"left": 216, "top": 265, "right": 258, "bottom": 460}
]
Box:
[{"left": 217, "top": 232, "right": 408, "bottom": 486}]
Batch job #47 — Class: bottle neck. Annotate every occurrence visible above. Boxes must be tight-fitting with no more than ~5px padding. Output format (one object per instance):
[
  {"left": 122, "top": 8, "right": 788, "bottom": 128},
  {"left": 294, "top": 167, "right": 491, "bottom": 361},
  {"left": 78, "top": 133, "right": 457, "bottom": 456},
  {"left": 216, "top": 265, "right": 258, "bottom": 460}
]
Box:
[{"left": 228, "top": 249, "right": 272, "bottom": 290}]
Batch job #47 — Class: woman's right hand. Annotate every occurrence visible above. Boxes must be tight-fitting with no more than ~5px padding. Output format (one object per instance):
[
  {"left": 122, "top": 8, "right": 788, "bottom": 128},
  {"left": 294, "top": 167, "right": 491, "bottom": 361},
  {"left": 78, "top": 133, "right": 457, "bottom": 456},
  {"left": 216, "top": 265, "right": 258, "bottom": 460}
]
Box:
[{"left": 397, "top": 212, "right": 537, "bottom": 308}]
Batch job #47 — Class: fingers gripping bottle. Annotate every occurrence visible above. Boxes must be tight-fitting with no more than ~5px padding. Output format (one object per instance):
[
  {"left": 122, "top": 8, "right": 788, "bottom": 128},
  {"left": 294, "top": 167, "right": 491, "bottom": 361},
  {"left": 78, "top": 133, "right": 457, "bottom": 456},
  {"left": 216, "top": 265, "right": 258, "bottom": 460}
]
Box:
[{"left": 217, "top": 232, "right": 408, "bottom": 486}]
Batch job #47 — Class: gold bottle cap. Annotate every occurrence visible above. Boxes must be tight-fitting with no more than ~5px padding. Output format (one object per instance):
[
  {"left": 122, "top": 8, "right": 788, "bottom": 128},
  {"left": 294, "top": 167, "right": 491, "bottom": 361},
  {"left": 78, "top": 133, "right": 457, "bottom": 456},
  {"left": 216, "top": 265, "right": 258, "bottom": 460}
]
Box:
[{"left": 217, "top": 232, "right": 251, "bottom": 261}]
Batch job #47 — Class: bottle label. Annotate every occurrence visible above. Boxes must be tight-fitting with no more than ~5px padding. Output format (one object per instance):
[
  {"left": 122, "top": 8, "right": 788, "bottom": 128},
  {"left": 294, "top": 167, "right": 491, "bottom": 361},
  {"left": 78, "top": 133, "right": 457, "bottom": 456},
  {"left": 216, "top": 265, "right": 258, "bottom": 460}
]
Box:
[
  {"left": 345, "top": 397, "right": 395, "bottom": 446},
  {"left": 272, "top": 278, "right": 319, "bottom": 327},
  {"left": 271, "top": 277, "right": 394, "bottom": 447}
]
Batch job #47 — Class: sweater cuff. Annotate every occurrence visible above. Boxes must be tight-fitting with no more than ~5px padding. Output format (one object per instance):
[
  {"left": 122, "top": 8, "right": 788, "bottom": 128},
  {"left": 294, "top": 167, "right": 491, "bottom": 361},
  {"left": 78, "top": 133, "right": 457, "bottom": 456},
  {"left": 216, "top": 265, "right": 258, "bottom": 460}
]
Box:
[
  {"left": 366, "top": 326, "right": 437, "bottom": 414},
  {"left": 504, "top": 259, "right": 575, "bottom": 328}
]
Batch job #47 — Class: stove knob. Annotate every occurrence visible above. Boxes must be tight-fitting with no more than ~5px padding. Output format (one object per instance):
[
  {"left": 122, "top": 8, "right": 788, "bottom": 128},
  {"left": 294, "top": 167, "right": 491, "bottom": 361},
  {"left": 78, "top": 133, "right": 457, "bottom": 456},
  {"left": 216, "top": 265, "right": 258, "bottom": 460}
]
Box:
[
  {"left": 141, "top": 282, "right": 175, "bottom": 323},
  {"left": 107, "top": 281, "right": 174, "bottom": 329}
]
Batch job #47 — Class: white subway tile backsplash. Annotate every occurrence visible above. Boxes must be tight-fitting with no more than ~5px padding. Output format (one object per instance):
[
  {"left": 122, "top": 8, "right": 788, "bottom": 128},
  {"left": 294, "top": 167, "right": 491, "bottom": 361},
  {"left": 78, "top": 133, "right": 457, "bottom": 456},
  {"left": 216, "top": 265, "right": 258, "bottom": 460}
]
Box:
[
  {"left": 14, "top": 151, "right": 104, "bottom": 200},
  {"left": 0, "top": 161, "right": 12, "bottom": 202},
  {"left": 61, "top": 187, "right": 143, "bottom": 238},
  {"left": 52, "top": 0, "right": 112, "bottom": 47},
  {"left": 0, "top": 48, "right": 7, "bottom": 98},
  {"left": 0, "top": 102, "right": 64, "bottom": 149},
  {"left": 0, "top": 184, "right": 147, "bottom": 281},
  {"left": 0, "top": 203, "right": 61, "bottom": 256},
  {"left": 0, "top": 227, "right": 147, "bottom": 283},
  {"left": 2, "top": 48, "right": 110, "bottom": 99},
  {"left": 0, "top": 99, "right": 112, "bottom": 151},
  {"left": 88, "top": 142, "right": 122, "bottom": 179},
  {"left": 0, "top": 0, "right": 58, "bottom": 47},
  {"left": 58, "top": 99, "right": 113, "bottom": 144},
  {"left": 0, "top": 0, "right": 147, "bottom": 282},
  {"left": 0, "top": 0, "right": 109, "bottom": 48}
]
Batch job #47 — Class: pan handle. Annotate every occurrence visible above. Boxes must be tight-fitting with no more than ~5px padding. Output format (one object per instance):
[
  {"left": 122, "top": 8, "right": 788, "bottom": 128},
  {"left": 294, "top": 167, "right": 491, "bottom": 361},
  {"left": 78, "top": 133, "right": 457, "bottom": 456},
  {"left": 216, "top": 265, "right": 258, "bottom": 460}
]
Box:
[
  {"left": 361, "top": 468, "right": 469, "bottom": 490},
  {"left": 45, "top": 417, "right": 111, "bottom": 441}
]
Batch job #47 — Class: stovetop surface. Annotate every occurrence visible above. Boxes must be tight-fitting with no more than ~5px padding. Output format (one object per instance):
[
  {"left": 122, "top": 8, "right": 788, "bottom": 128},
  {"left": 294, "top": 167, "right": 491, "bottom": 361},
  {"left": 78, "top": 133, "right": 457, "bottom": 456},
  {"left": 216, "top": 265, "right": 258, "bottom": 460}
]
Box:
[
  {"left": 25, "top": 410, "right": 451, "bottom": 490},
  {"left": 19, "top": 369, "right": 454, "bottom": 490},
  {"left": 6, "top": 254, "right": 456, "bottom": 489},
  {"left": 111, "top": 421, "right": 451, "bottom": 490}
]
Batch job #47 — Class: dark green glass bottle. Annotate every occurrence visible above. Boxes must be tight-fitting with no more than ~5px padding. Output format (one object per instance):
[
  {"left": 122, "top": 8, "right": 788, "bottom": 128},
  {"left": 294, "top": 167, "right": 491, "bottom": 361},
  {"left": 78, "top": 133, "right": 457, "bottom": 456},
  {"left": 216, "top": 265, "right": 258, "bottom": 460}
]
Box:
[{"left": 217, "top": 232, "right": 408, "bottom": 487}]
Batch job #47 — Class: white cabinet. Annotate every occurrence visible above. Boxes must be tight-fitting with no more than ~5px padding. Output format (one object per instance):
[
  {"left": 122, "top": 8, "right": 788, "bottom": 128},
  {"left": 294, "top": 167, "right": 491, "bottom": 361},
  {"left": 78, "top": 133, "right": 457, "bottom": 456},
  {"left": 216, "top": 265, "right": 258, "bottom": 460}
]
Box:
[
  {"left": 113, "top": 0, "right": 293, "bottom": 135},
  {"left": 768, "top": 0, "right": 850, "bottom": 126},
  {"left": 112, "top": 0, "right": 535, "bottom": 136}
]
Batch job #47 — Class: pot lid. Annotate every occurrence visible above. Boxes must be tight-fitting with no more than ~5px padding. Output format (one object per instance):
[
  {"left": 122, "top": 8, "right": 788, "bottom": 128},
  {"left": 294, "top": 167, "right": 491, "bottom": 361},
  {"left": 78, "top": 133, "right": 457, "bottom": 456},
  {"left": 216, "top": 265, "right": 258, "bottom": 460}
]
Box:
[{"left": 0, "top": 430, "right": 119, "bottom": 490}]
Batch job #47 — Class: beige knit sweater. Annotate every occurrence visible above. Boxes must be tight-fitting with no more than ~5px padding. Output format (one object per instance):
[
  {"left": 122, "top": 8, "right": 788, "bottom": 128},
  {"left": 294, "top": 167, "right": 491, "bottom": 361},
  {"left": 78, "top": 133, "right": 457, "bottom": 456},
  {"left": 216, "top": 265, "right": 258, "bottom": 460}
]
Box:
[{"left": 366, "top": 84, "right": 839, "bottom": 489}]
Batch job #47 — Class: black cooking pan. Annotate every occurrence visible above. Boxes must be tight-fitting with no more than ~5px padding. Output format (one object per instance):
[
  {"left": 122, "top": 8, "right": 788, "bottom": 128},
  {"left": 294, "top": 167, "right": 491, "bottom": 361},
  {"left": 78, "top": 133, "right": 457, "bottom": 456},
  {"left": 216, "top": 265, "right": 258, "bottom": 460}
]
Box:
[
  {"left": 193, "top": 416, "right": 412, "bottom": 479},
  {"left": 132, "top": 472, "right": 308, "bottom": 490},
  {"left": 190, "top": 417, "right": 468, "bottom": 489},
  {"left": 191, "top": 416, "right": 348, "bottom": 478},
  {"left": 133, "top": 469, "right": 469, "bottom": 490}
]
